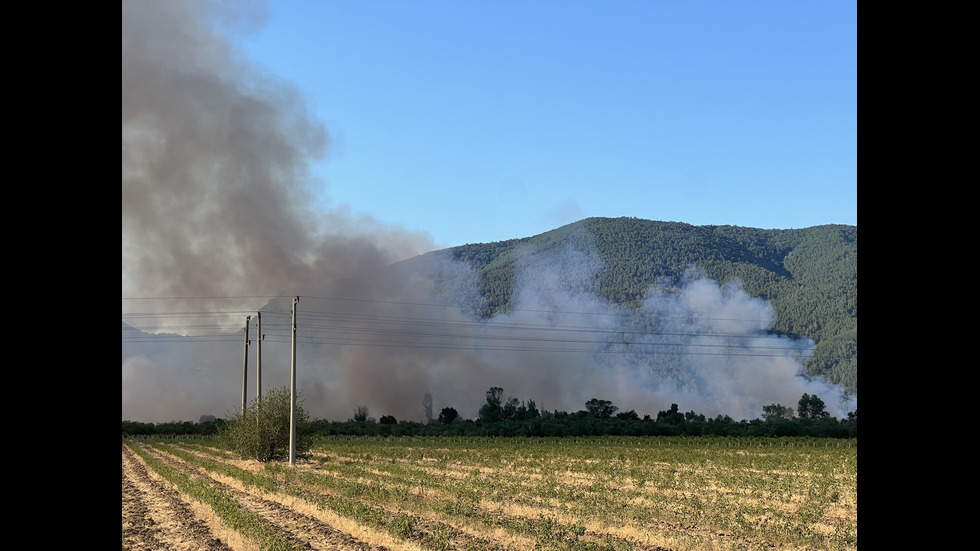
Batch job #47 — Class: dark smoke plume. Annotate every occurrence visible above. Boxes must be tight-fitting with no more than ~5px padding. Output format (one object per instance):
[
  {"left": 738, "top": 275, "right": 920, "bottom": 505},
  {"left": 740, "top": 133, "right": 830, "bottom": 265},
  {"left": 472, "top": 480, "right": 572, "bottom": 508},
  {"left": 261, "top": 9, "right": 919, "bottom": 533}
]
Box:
[
  {"left": 122, "top": 1, "right": 854, "bottom": 424},
  {"left": 122, "top": 0, "right": 435, "bottom": 421},
  {"left": 122, "top": 0, "right": 434, "bottom": 306}
]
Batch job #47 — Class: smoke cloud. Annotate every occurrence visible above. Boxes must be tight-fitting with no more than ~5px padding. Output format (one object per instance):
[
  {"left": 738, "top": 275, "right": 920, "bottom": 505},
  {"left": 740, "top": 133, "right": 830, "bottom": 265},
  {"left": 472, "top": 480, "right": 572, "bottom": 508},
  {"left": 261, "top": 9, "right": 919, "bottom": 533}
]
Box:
[
  {"left": 122, "top": 0, "right": 433, "bottom": 306},
  {"left": 122, "top": 1, "right": 854, "bottom": 424}
]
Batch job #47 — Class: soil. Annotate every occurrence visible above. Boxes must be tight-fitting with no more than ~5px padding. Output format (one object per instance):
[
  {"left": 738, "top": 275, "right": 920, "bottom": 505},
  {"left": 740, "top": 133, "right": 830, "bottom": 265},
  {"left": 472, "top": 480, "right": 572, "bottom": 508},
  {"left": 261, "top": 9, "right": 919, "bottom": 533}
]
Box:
[
  {"left": 122, "top": 442, "right": 395, "bottom": 551},
  {"left": 123, "top": 439, "right": 809, "bottom": 551}
]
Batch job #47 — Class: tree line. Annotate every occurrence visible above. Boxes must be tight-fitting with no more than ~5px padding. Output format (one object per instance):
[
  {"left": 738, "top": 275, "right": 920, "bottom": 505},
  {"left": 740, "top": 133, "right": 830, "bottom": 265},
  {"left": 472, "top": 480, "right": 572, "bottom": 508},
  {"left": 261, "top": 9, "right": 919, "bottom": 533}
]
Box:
[{"left": 122, "top": 386, "right": 856, "bottom": 440}]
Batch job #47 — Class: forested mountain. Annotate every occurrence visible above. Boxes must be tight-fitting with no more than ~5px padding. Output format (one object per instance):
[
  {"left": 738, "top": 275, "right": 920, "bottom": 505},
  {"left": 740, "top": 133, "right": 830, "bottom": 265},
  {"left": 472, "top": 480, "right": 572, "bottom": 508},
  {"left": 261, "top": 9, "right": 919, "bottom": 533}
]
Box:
[{"left": 408, "top": 217, "right": 857, "bottom": 395}]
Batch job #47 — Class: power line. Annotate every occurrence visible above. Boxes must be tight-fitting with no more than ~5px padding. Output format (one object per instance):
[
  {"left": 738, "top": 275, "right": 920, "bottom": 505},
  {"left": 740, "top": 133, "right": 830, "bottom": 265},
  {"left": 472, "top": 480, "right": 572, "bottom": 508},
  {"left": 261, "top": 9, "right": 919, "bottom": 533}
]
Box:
[
  {"left": 121, "top": 295, "right": 287, "bottom": 301},
  {"left": 122, "top": 293, "right": 776, "bottom": 324},
  {"left": 122, "top": 297, "right": 810, "bottom": 359}
]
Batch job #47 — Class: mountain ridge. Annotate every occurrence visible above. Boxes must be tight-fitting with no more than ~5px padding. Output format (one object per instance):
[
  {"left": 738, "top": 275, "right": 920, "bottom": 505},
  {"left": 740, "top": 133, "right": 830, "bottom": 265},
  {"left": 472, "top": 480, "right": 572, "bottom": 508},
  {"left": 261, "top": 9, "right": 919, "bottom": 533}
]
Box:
[{"left": 400, "top": 217, "right": 856, "bottom": 394}]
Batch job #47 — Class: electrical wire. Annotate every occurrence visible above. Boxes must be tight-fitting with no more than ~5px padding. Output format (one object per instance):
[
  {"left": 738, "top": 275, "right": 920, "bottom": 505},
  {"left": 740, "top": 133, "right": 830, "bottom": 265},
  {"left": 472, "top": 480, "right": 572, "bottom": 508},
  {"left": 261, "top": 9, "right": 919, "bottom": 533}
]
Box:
[{"left": 122, "top": 295, "right": 813, "bottom": 358}]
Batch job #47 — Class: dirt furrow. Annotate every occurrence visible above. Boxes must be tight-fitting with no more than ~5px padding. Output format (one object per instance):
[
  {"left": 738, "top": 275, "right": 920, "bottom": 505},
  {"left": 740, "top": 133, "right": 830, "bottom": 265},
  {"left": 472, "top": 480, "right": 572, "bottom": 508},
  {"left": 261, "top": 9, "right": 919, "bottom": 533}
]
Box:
[
  {"left": 122, "top": 443, "right": 238, "bottom": 551},
  {"left": 130, "top": 441, "right": 397, "bottom": 551}
]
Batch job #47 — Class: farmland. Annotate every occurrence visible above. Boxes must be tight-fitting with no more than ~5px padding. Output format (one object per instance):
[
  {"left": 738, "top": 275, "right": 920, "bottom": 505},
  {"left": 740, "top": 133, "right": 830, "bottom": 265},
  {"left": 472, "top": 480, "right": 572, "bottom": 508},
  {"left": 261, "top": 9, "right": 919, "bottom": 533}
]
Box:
[{"left": 122, "top": 435, "right": 857, "bottom": 551}]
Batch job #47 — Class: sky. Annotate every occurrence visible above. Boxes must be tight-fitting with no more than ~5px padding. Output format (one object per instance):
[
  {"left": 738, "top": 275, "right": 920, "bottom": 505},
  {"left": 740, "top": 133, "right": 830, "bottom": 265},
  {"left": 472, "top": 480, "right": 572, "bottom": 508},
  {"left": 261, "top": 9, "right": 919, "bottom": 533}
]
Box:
[
  {"left": 237, "top": 1, "right": 857, "bottom": 248},
  {"left": 122, "top": 0, "right": 856, "bottom": 424}
]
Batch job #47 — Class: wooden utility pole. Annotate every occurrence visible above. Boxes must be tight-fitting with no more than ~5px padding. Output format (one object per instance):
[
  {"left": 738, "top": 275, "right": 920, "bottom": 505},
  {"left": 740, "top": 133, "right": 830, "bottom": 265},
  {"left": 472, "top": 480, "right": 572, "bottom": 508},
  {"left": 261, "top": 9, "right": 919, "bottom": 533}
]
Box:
[
  {"left": 255, "top": 311, "right": 262, "bottom": 401},
  {"left": 289, "top": 297, "right": 298, "bottom": 466},
  {"left": 241, "top": 315, "right": 251, "bottom": 413}
]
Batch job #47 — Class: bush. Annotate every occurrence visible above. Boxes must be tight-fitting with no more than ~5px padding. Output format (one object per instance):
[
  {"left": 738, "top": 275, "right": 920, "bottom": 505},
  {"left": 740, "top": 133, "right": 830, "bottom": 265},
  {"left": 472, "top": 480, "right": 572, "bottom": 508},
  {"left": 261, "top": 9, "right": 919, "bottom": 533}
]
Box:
[{"left": 219, "top": 386, "right": 312, "bottom": 462}]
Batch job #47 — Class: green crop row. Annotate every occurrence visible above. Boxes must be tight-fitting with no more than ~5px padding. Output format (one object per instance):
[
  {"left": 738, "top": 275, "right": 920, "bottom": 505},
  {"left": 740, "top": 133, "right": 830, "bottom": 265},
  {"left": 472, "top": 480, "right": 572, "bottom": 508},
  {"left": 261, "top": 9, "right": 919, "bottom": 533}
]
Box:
[
  {"left": 124, "top": 441, "right": 301, "bottom": 551},
  {"left": 298, "top": 436, "right": 856, "bottom": 550},
  {"left": 131, "top": 436, "right": 856, "bottom": 550}
]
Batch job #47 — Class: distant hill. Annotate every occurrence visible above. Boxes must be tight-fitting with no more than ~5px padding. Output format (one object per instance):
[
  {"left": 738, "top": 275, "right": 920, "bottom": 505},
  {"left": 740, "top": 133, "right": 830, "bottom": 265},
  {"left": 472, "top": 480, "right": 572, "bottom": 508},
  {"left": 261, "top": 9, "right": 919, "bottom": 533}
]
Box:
[{"left": 402, "top": 217, "right": 857, "bottom": 395}]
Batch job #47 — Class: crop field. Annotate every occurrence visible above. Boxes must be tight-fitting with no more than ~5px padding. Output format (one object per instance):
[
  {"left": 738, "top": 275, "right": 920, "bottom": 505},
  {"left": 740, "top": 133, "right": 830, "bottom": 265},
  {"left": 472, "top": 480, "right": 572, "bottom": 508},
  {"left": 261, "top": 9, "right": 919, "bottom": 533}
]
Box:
[{"left": 122, "top": 435, "right": 857, "bottom": 551}]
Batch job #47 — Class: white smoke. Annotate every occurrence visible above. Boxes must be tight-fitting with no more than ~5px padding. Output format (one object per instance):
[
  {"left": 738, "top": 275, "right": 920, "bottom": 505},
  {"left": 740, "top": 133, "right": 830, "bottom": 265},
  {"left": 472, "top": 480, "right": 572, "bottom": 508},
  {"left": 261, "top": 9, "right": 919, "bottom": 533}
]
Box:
[
  {"left": 123, "top": 232, "right": 854, "bottom": 423},
  {"left": 121, "top": 1, "right": 854, "bottom": 424}
]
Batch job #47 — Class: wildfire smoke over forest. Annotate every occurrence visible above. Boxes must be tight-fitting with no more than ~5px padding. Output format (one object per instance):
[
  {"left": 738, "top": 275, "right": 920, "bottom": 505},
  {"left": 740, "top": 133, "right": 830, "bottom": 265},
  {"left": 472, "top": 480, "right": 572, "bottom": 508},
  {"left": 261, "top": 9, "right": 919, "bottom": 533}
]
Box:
[{"left": 122, "top": 0, "right": 853, "bottom": 424}]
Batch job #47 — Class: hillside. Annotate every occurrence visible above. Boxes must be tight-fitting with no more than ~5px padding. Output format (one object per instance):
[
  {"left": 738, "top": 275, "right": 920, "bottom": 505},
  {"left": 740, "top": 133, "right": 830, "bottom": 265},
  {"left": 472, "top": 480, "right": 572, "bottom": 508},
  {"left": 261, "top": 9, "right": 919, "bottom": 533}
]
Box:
[{"left": 406, "top": 217, "right": 856, "bottom": 395}]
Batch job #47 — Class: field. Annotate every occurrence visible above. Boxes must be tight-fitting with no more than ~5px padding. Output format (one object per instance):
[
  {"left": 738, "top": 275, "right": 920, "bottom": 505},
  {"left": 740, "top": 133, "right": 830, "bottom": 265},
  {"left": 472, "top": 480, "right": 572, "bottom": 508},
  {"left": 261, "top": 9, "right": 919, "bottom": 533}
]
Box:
[{"left": 122, "top": 435, "right": 857, "bottom": 551}]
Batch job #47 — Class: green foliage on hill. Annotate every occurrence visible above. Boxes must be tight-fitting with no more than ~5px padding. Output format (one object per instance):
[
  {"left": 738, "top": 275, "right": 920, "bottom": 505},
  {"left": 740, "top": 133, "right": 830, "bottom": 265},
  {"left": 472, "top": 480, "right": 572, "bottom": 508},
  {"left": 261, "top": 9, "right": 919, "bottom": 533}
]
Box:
[{"left": 440, "top": 217, "right": 857, "bottom": 394}]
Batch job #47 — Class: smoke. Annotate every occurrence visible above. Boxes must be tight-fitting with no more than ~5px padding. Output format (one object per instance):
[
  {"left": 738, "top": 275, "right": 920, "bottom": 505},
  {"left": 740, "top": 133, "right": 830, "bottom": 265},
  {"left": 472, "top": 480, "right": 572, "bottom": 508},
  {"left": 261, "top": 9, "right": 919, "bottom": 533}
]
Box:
[
  {"left": 121, "top": 1, "right": 855, "bottom": 424},
  {"left": 233, "top": 241, "right": 853, "bottom": 424},
  {"left": 122, "top": 0, "right": 434, "bottom": 421},
  {"left": 122, "top": 0, "right": 433, "bottom": 308},
  {"left": 123, "top": 235, "right": 855, "bottom": 423}
]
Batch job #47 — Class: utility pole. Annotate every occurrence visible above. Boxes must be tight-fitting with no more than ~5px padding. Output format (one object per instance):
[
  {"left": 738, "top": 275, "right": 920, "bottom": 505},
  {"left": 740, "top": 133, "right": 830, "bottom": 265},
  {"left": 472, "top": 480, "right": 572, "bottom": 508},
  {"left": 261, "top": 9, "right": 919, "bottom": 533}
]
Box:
[
  {"left": 241, "top": 315, "right": 251, "bottom": 414},
  {"left": 289, "top": 296, "right": 298, "bottom": 466},
  {"left": 255, "top": 311, "right": 263, "bottom": 402},
  {"left": 255, "top": 311, "right": 264, "bottom": 462}
]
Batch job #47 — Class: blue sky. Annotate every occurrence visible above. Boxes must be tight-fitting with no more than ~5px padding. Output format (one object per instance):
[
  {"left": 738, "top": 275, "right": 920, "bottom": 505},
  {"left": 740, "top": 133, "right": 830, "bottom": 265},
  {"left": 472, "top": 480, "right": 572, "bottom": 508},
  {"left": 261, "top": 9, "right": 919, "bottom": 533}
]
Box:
[{"left": 237, "top": 1, "right": 856, "bottom": 249}]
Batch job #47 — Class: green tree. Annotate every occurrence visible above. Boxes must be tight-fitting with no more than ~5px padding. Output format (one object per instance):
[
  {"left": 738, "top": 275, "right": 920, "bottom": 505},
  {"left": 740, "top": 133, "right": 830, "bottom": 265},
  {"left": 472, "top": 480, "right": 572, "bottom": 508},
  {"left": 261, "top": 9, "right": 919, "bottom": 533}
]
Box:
[
  {"left": 479, "top": 386, "right": 504, "bottom": 422},
  {"left": 352, "top": 405, "right": 374, "bottom": 423},
  {"left": 524, "top": 399, "right": 541, "bottom": 420},
  {"left": 657, "top": 403, "right": 684, "bottom": 425},
  {"left": 502, "top": 396, "right": 521, "bottom": 421},
  {"left": 438, "top": 407, "right": 459, "bottom": 424},
  {"left": 585, "top": 398, "right": 619, "bottom": 419},
  {"left": 797, "top": 393, "right": 830, "bottom": 420},
  {"left": 219, "top": 386, "right": 311, "bottom": 462},
  {"left": 685, "top": 410, "right": 706, "bottom": 423},
  {"left": 616, "top": 409, "right": 640, "bottom": 421},
  {"left": 761, "top": 403, "right": 795, "bottom": 422}
]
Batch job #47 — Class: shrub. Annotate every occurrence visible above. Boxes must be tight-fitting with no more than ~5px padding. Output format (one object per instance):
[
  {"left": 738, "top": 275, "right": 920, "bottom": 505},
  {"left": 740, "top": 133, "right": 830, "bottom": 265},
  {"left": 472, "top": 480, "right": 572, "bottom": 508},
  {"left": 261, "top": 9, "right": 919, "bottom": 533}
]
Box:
[{"left": 219, "top": 386, "right": 312, "bottom": 462}]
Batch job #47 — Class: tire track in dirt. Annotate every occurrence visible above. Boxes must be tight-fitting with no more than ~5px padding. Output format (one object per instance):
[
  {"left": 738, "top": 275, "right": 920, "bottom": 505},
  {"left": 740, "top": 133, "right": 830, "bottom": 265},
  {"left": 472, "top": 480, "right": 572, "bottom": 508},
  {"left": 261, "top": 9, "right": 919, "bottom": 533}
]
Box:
[
  {"left": 128, "top": 441, "right": 397, "bottom": 551},
  {"left": 129, "top": 442, "right": 675, "bottom": 551},
  {"left": 122, "top": 443, "right": 238, "bottom": 551},
  {"left": 181, "top": 444, "right": 512, "bottom": 551}
]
